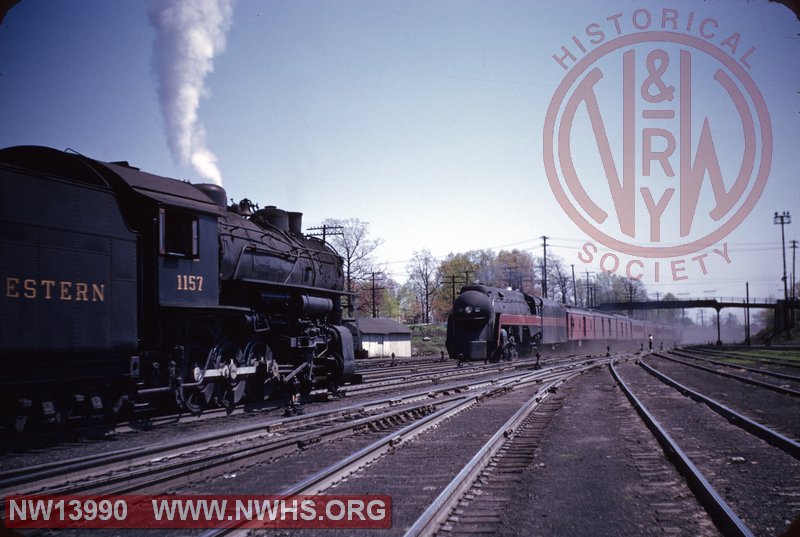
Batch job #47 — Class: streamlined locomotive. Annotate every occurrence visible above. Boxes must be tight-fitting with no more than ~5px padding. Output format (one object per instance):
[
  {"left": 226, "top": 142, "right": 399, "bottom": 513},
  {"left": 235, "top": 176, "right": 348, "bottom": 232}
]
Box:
[{"left": 446, "top": 284, "right": 677, "bottom": 361}]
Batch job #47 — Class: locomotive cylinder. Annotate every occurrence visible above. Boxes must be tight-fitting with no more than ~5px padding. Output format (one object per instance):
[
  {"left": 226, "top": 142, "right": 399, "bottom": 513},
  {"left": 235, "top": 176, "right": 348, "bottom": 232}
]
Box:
[{"left": 260, "top": 291, "right": 333, "bottom": 317}]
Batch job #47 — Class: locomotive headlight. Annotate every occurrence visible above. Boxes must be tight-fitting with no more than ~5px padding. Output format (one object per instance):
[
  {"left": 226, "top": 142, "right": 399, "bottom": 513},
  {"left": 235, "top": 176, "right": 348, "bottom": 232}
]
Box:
[
  {"left": 464, "top": 306, "right": 474, "bottom": 314},
  {"left": 193, "top": 366, "right": 204, "bottom": 382}
]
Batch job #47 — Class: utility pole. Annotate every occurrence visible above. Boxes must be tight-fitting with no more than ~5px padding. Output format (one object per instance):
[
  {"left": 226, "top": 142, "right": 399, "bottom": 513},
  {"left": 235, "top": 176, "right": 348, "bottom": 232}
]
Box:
[
  {"left": 791, "top": 239, "right": 798, "bottom": 328},
  {"left": 305, "top": 224, "right": 344, "bottom": 243},
  {"left": 746, "top": 281, "right": 751, "bottom": 346},
  {"left": 541, "top": 236, "right": 548, "bottom": 300},
  {"left": 627, "top": 280, "right": 635, "bottom": 317},
  {"left": 444, "top": 274, "right": 467, "bottom": 303},
  {"left": 774, "top": 212, "right": 791, "bottom": 333},
  {"left": 584, "top": 270, "right": 591, "bottom": 307},
  {"left": 503, "top": 266, "right": 520, "bottom": 290},
  {"left": 369, "top": 272, "right": 385, "bottom": 318},
  {"left": 655, "top": 291, "right": 660, "bottom": 322},
  {"left": 571, "top": 264, "right": 577, "bottom": 305}
]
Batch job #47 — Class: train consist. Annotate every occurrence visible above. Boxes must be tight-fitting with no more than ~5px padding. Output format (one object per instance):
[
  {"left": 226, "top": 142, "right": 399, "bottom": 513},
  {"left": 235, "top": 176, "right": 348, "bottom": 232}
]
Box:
[
  {"left": 0, "top": 145, "right": 360, "bottom": 430},
  {"left": 446, "top": 284, "right": 678, "bottom": 361}
]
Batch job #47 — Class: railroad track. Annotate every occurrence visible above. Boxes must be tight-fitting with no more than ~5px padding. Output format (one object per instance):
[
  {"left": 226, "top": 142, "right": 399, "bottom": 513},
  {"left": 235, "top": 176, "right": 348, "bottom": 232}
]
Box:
[
  {"left": 1, "top": 352, "right": 636, "bottom": 535},
  {"left": 685, "top": 346, "right": 800, "bottom": 371},
  {"left": 239, "top": 354, "right": 604, "bottom": 537},
  {"left": 404, "top": 351, "right": 799, "bottom": 537},
  {"left": 608, "top": 356, "right": 800, "bottom": 536},
  {"left": 666, "top": 348, "right": 800, "bottom": 392},
  {"left": 0, "top": 356, "right": 594, "bottom": 498},
  {"left": 0, "top": 388, "right": 468, "bottom": 499},
  {"left": 1, "top": 352, "right": 587, "bottom": 454},
  {"left": 403, "top": 377, "right": 569, "bottom": 536},
  {"left": 646, "top": 351, "right": 800, "bottom": 451}
]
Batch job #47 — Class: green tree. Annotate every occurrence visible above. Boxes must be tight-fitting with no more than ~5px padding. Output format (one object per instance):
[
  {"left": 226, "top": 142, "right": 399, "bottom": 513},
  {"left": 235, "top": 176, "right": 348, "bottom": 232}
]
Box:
[{"left": 495, "top": 249, "right": 538, "bottom": 294}]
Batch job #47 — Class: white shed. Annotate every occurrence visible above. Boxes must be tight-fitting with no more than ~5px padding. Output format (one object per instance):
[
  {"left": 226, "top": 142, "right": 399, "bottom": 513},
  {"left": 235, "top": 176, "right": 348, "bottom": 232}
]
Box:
[{"left": 356, "top": 318, "right": 412, "bottom": 358}]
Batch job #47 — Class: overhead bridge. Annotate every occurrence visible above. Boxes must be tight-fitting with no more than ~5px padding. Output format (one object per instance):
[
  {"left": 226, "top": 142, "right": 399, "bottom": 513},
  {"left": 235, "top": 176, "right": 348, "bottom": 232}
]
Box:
[
  {"left": 596, "top": 299, "right": 775, "bottom": 312},
  {"left": 596, "top": 299, "right": 776, "bottom": 346}
]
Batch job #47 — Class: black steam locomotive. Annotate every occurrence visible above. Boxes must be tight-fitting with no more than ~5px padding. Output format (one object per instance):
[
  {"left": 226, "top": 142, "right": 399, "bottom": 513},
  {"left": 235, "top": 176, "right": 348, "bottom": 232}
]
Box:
[
  {"left": 0, "top": 145, "right": 359, "bottom": 430},
  {"left": 446, "top": 284, "right": 678, "bottom": 362}
]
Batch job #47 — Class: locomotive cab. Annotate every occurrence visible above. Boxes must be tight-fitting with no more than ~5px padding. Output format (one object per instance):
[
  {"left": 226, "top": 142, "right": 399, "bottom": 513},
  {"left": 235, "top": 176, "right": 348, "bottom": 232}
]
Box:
[{"left": 156, "top": 205, "right": 221, "bottom": 307}]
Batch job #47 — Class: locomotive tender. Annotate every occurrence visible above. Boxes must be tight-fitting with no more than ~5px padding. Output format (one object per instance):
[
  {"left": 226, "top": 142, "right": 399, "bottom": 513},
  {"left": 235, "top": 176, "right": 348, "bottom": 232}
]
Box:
[
  {"left": 446, "top": 284, "right": 678, "bottom": 361},
  {"left": 0, "top": 145, "right": 358, "bottom": 429}
]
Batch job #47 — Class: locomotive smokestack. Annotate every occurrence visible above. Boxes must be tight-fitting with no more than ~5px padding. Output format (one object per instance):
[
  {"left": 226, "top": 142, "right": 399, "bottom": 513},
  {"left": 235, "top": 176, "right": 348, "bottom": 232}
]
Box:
[
  {"left": 287, "top": 212, "right": 303, "bottom": 234},
  {"left": 148, "top": 0, "right": 234, "bottom": 186},
  {"left": 194, "top": 183, "right": 227, "bottom": 209}
]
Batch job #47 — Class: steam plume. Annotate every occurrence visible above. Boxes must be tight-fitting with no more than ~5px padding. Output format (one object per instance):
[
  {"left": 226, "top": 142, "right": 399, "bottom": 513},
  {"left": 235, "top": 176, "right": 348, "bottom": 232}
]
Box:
[{"left": 148, "top": 0, "right": 235, "bottom": 185}]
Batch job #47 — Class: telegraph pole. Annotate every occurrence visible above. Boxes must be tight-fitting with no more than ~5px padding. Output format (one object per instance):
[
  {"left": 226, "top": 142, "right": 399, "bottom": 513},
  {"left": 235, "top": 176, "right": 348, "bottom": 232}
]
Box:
[
  {"left": 791, "top": 240, "right": 798, "bottom": 328},
  {"left": 584, "top": 270, "right": 591, "bottom": 307},
  {"left": 541, "top": 236, "right": 548, "bottom": 300},
  {"left": 774, "top": 211, "right": 791, "bottom": 333},
  {"left": 305, "top": 224, "right": 344, "bottom": 243},
  {"left": 445, "top": 274, "right": 467, "bottom": 303},
  {"left": 369, "top": 272, "right": 385, "bottom": 318},
  {"left": 571, "top": 264, "right": 577, "bottom": 305},
  {"left": 655, "top": 291, "right": 660, "bottom": 322},
  {"left": 746, "top": 281, "right": 751, "bottom": 346},
  {"left": 627, "top": 280, "right": 635, "bottom": 317}
]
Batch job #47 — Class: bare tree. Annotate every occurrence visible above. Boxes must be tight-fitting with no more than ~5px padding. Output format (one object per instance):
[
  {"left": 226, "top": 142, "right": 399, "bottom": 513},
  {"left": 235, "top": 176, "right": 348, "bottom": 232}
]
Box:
[
  {"left": 398, "top": 282, "right": 422, "bottom": 323},
  {"left": 406, "top": 249, "right": 439, "bottom": 324},
  {"left": 545, "top": 253, "right": 573, "bottom": 304},
  {"left": 321, "top": 218, "right": 383, "bottom": 296}
]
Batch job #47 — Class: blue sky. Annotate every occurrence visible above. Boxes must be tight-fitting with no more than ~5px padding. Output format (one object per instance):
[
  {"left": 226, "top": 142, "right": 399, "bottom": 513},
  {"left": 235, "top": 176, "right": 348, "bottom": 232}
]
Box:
[{"left": 1, "top": 0, "right": 798, "bottom": 302}]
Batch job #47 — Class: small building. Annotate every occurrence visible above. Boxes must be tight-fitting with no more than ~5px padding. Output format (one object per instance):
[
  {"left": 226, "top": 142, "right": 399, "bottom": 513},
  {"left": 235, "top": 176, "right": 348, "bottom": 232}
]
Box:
[{"left": 355, "top": 318, "right": 412, "bottom": 358}]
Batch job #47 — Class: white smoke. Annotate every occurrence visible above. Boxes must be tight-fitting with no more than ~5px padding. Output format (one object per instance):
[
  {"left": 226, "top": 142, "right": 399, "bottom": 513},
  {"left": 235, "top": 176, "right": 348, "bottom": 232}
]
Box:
[{"left": 148, "top": 0, "right": 235, "bottom": 185}]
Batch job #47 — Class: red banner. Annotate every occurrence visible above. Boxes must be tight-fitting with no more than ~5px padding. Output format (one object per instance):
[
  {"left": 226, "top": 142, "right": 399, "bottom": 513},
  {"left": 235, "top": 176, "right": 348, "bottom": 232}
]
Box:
[{"left": 4, "top": 494, "right": 392, "bottom": 529}]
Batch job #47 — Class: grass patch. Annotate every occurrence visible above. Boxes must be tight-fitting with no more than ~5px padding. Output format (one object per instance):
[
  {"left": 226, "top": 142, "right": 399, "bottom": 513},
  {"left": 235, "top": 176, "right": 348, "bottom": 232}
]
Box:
[
  {"left": 409, "top": 324, "right": 447, "bottom": 356},
  {"left": 730, "top": 349, "right": 800, "bottom": 362}
]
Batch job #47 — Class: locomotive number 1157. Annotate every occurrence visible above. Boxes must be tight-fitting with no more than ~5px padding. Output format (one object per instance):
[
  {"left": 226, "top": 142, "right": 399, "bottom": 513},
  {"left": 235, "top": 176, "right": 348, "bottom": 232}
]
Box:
[{"left": 176, "top": 274, "right": 204, "bottom": 292}]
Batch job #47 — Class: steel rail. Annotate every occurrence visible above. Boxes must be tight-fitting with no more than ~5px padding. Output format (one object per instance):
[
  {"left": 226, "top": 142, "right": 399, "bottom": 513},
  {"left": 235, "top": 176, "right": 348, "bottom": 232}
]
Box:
[
  {"left": 0, "top": 360, "right": 514, "bottom": 494},
  {"left": 610, "top": 360, "right": 755, "bottom": 537},
  {"left": 1, "top": 358, "right": 585, "bottom": 498},
  {"left": 346, "top": 357, "right": 544, "bottom": 396},
  {"left": 685, "top": 346, "right": 800, "bottom": 370},
  {"left": 640, "top": 357, "right": 800, "bottom": 460},
  {"left": 669, "top": 349, "right": 800, "bottom": 386},
  {"left": 404, "top": 356, "right": 631, "bottom": 536},
  {"left": 402, "top": 377, "right": 568, "bottom": 536},
  {"left": 197, "top": 366, "right": 580, "bottom": 537},
  {"left": 0, "top": 403, "right": 371, "bottom": 495},
  {"left": 281, "top": 368, "right": 569, "bottom": 497}
]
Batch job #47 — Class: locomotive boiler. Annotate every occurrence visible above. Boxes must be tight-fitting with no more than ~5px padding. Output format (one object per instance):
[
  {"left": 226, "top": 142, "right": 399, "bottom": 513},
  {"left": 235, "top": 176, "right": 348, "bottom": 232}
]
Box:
[{"left": 0, "top": 145, "right": 358, "bottom": 430}]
